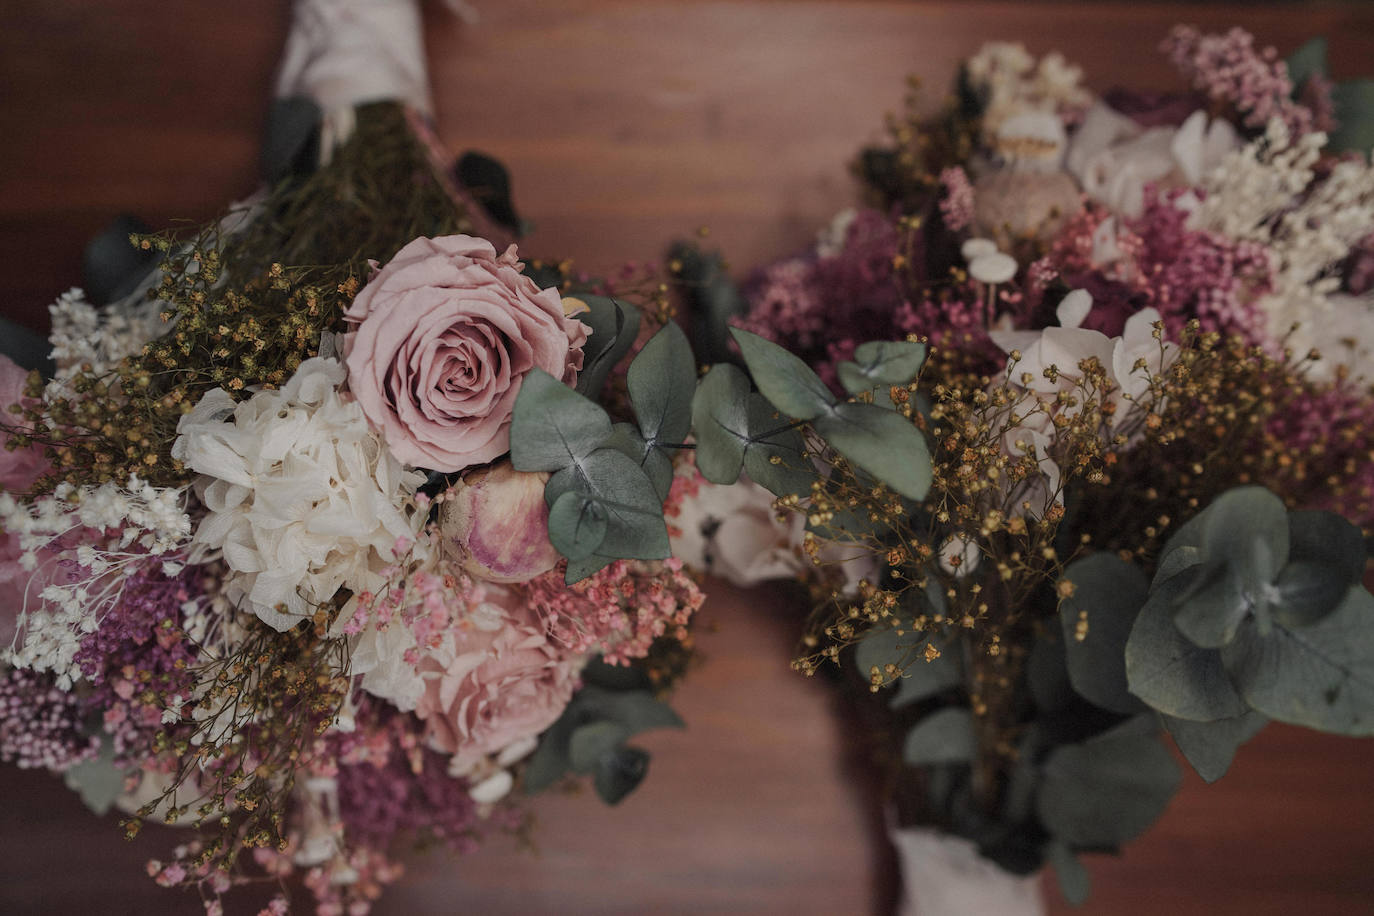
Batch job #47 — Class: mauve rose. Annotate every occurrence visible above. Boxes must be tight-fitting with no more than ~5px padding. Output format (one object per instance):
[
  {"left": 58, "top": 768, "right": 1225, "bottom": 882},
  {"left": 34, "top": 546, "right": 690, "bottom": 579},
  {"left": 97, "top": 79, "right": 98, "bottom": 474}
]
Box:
[
  {"left": 415, "top": 593, "right": 578, "bottom": 773},
  {"left": 0, "top": 355, "right": 47, "bottom": 493},
  {"left": 343, "top": 235, "right": 589, "bottom": 473},
  {"left": 440, "top": 461, "right": 560, "bottom": 583}
]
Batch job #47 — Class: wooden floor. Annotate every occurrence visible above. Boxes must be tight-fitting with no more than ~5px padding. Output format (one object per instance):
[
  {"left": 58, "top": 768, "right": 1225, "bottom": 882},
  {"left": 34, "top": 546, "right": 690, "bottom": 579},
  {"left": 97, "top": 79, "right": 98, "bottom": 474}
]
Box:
[{"left": 3, "top": 2, "right": 1374, "bottom": 913}]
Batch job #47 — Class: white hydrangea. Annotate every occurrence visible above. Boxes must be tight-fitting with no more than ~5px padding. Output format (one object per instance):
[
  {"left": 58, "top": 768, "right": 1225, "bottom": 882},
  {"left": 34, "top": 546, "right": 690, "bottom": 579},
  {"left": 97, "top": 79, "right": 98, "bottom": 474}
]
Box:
[
  {"left": 965, "top": 42, "right": 1092, "bottom": 142},
  {"left": 172, "top": 357, "right": 427, "bottom": 631}
]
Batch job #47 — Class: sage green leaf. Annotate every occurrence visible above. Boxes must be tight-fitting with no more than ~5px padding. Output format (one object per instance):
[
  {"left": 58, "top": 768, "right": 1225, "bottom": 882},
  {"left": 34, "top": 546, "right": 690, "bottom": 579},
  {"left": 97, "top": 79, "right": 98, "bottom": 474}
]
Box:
[
  {"left": 854, "top": 627, "right": 961, "bottom": 707},
  {"left": 545, "top": 447, "right": 669, "bottom": 560},
  {"left": 1059, "top": 554, "right": 1150, "bottom": 715},
  {"left": 575, "top": 295, "right": 641, "bottom": 398},
  {"left": 1047, "top": 842, "right": 1091, "bottom": 907},
  {"left": 1273, "top": 560, "right": 1353, "bottom": 628},
  {"left": 729, "top": 326, "right": 836, "bottom": 420},
  {"left": 1153, "top": 544, "right": 1203, "bottom": 588},
  {"left": 1288, "top": 509, "right": 1367, "bottom": 586},
  {"left": 813, "top": 401, "right": 932, "bottom": 500},
  {"left": 574, "top": 686, "right": 686, "bottom": 734},
  {"left": 836, "top": 340, "right": 928, "bottom": 396},
  {"left": 605, "top": 422, "right": 673, "bottom": 501},
  {"left": 1171, "top": 564, "right": 1254, "bottom": 649},
  {"left": 1161, "top": 709, "right": 1267, "bottom": 784},
  {"left": 690, "top": 363, "right": 750, "bottom": 484},
  {"left": 902, "top": 707, "right": 976, "bottom": 765},
  {"left": 628, "top": 320, "right": 696, "bottom": 447},
  {"left": 547, "top": 489, "right": 608, "bottom": 561},
  {"left": 569, "top": 721, "right": 632, "bottom": 773},
  {"left": 1330, "top": 79, "right": 1374, "bottom": 154},
  {"left": 593, "top": 745, "right": 650, "bottom": 805},
  {"left": 564, "top": 553, "right": 616, "bottom": 584},
  {"left": 1036, "top": 726, "right": 1181, "bottom": 848},
  {"left": 1125, "top": 571, "right": 1248, "bottom": 721},
  {"left": 511, "top": 369, "right": 612, "bottom": 472},
  {"left": 1221, "top": 586, "right": 1374, "bottom": 735},
  {"left": 1285, "top": 36, "right": 1328, "bottom": 90},
  {"left": 1200, "top": 486, "right": 1289, "bottom": 584},
  {"left": 741, "top": 394, "right": 813, "bottom": 498},
  {"left": 63, "top": 740, "right": 126, "bottom": 816},
  {"left": 523, "top": 719, "right": 575, "bottom": 794}
]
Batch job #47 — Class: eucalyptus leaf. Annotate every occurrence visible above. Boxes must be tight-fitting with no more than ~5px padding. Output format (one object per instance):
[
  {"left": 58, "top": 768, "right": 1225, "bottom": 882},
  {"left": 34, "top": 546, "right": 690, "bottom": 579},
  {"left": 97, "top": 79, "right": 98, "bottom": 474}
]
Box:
[
  {"left": 63, "top": 740, "right": 126, "bottom": 815},
  {"left": 1330, "top": 79, "right": 1374, "bottom": 154},
  {"left": 854, "top": 627, "right": 961, "bottom": 707},
  {"left": 1153, "top": 544, "right": 1203, "bottom": 588},
  {"left": 569, "top": 721, "right": 632, "bottom": 773},
  {"left": 690, "top": 363, "right": 751, "bottom": 484},
  {"left": 1059, "top": 553, "right": 1150, "bottom": 715},
  {"left": 1221, "top": 586, "right": 1374, "bottom": 735},
  {"left": 741, "top": 394, "right": 813, "bottom": 498},
  {"left": 604, "top": 422, "right": 673, "bottom": 501},
  {"left": 563, "top": 553, "right": 616, "bottom": 583},
  {"left": 1125, "top": 571, "right": 1248, "bottom": 722},
  {"left": 511, "top": 369, "right": 613, "bottom": 471},
  {"left": 670, "top": 242, "right": 749, "bottom": 366},
  {"left": 902, "top": 707, "right": 977, "bottom": 765},
  {"left": 1285, "top": 36, "right": 1328, "bottom": 91},
  {"left": 1047, "top": 842, "right": 1091, "bottom": 907},
  {"left": 1160, "top": 709, "right": 1267, "bottom": 784},
  {"left": 1272, "top": 560, "right": 1353, "bottom": 628},
  {"left": 729, "top": 327, "right": 836, "bottom": 420},
  {"left": 836, "top": 339, "right": 928, "bottom": 396},
  {"left": 628, "top": 320, "right": 696, "bottom": 447},
  {"left": 1036, "top": 726, "right": 1181, "bottom": 848},
  {"left": 593, "top": 745, "right": 650, "bottom": 805},
  {"left": 1288, "top": 509, "right": 1367, "bottom": 586},
  {"left": 574, "top": 686, "right": 686, "bottom": 734},
  {"left": 1028, "top": 631, "right": 1074, "bottom": 714},
  {"left": 574, "top": 296, "right": 642, "bottom": 398},
  {"left": 1200, "top": 486, "right": 1290, "bottom": 584},
  {"left": 1171, "top": 564, "right": 1254, "bottom": 649},
  {"left": 547, "top": 490, "right": 609, "bottom": 561},
  {"left": 524, "top": 719, "right": 575, "bottom": 794},
  {"left": 813, "top": 401, "right": 932, "bottom": 500},
  {"left": 545, "top": 447, "right": 669, "bottom": 561}
]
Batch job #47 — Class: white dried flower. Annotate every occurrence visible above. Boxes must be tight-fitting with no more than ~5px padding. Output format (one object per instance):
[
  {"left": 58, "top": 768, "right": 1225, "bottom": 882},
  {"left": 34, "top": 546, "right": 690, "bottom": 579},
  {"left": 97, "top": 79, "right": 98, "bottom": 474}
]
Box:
[
  {"left": 968, "top": 252, "right": 1018, "bottom": 285},
  {"left": 172, "top": 357, "right": 427, "bottom": 630}
]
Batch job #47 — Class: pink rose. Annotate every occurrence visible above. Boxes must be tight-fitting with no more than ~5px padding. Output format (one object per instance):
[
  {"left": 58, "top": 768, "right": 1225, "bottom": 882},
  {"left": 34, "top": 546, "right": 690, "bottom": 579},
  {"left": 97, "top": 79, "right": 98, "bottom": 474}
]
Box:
[
  {"left": 343, "top": 235, "right": 589, "bottom": 472},
  {"left": 415, "top": 593, "right": 578, "bottom": 773},
  {"left": 440, "top": 461, "right": 561, "bottom": 583},
  {"left": 0, "top": 355, "right": 46, "bottom": 493}
]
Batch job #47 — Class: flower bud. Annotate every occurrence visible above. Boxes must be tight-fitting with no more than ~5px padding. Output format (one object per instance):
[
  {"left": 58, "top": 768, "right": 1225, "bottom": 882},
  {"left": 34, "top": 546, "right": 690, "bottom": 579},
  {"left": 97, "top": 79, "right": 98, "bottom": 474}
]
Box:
[{"left": 441, "top": 462, "right": 560, "bottom": 583}]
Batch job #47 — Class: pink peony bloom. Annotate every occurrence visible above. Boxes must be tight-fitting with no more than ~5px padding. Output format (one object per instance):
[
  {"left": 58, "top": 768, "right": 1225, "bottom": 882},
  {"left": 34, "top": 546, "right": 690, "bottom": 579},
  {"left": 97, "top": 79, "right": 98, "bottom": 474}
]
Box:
[
  {"left": 439, "top": 461, "right": 560, "bottom": 584},
  {"left": 0, "top": 354, "right": 47, "bottom": 493},
  {"left": 343, "top": 235, "right": 589, "bottom": 473},
  {"left": 415, "top": 593, "right": 578, "bottom": 773}
]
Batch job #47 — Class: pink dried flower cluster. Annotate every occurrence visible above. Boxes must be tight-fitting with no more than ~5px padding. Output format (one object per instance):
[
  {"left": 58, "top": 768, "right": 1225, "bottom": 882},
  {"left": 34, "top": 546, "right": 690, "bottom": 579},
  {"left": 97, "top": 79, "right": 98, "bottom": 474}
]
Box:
[
  {"left": 1162, "top": 25, "right": 1314, "bottom": 137},
  {"left": 526, "top": 557, "right": 703, "bottom": 665},
  {"left": 939, "top": 167, "right": 976, "bottom": 232},
  {"left": 0, "top": 667, "right": 99, "bottom": 770}
]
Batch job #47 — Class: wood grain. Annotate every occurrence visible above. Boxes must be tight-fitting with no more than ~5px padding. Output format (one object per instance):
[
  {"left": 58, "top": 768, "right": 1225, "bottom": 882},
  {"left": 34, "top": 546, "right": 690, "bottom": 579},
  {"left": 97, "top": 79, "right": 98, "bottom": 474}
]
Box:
[{"left": 2, "top": 3, "right": 1374, "bottom": 914}]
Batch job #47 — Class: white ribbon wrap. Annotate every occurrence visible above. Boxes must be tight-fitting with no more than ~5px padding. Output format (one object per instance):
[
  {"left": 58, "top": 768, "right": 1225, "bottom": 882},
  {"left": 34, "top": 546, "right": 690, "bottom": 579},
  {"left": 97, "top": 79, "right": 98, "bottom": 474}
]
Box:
[{"left": 890, "top": 826, "right": 1045, "bottom": 916}]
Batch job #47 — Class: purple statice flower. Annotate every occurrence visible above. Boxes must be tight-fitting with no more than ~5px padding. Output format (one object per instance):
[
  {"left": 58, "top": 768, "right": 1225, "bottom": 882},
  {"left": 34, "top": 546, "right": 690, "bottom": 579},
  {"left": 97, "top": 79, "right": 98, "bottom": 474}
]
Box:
[
  {"left": 0, "top": 668, "right": 100, "bottom": 770},
  {"left": 331, "top": 700, "right": 520, "bottom": 853},
  {"left": 1162, "top": 25, "right": 1314, "bottom": 138},
  {"left": 1268, "top": 381, "right": 1374, "bottom": 526},
  {"left": 72, "top": 564, "right": 201, "bottom": 765}
]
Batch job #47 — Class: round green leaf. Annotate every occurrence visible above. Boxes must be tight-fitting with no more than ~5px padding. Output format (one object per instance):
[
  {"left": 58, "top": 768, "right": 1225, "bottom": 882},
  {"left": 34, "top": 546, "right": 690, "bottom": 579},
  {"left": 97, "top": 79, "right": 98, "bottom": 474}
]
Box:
[
  {"left": 547, "top": 490, "right": 608, "bottom": 561},
  {"left": 1160, "top": 709, "right": 1267, "bottom": 784},
  {"left": 902, "top": 707, "right": 976, "bottom": 765},
  {"left": 690, "top": 363, "right": 750, "bottom": 484},
  {"left": 1059, "top": 554, "right": 1150, "bottom": 715},
  {"left": 593, "top": 745, "right": 650, "bottom": 805},
  {"left": 813, "top": 401, "right": 932, "bottom": 500},
  {"left": 569, "top": 721, "right": 632, "bottom": 773},
  {"left": 511, "top": 369, "right": 613, "bottom": 471},
  {"left": 1036, "top": 727, "right": 1181, "bottom": 848},
  {"left": 627, "top": 320, "right": 696, "bottom": 446},
  {"left": 729, "top": 326, "right": 836, "bottom": 420},
  {"left": 836, "top": 339, "right": 928, "bottom": 396},
  {"left": 1125, "top": 570, "right": 1248, "bottom": 722}
]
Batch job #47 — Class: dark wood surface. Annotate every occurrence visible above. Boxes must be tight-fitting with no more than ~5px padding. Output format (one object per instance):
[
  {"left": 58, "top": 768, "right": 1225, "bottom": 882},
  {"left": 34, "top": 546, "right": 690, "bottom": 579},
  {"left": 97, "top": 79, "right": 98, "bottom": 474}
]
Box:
[{"left": 3, "top": 2, "right": 1374, "bottom": 914}]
